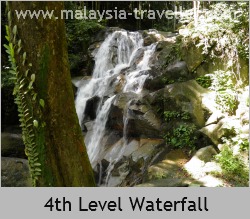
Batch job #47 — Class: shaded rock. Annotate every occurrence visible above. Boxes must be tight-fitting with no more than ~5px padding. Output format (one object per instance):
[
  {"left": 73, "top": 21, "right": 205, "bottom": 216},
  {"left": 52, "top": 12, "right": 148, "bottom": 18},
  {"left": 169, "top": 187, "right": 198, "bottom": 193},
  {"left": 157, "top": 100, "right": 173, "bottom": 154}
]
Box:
[
  {"left": 103, "top": 138, "right": 165, "bottom": 187},
  {"left": 145, "top": 149, "right": 189, "bottom": 181},
  {"left": 1, "top": 125, "right": 22, "bottom": 134},
  {"left": 108, "top": 93, "right": 162, "bottom": 138},
  {"left": 1, "top": 133, "right": 26, "bottom": 159},
  {"left": 164, "top": 80, "right": 207, "bottom": 127},
  {"left": 193, "top": 146, "right": 218, "bottom": 163},
  {"left": 72, "top": 76, "right": 92, "bottom": 88},
  {"left": 165, "top": 61, "right": 190, "bottom": 80},
  {"left": 181, "top": 43, "right": 205, "bottom": 72},
  {"left": 1, "top": 157, "right": 32, "bottom": 187},
  {"left": 131, "top": 138, "right": 165, "bottom": 162},
  {"left": 143, "top": 34, "right": 158, "bottom": 46},
  {"left": 84, "top": 96, "right": 100, "bottom": 120},
  {"left": 196, "top": 57, "right": 228, "bottom": 77}
]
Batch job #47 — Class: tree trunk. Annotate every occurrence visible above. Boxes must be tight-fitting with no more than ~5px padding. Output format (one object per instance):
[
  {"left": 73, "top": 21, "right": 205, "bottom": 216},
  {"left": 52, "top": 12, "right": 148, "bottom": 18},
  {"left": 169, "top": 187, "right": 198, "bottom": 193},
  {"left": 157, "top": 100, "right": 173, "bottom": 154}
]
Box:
[{"left": 7, "top": 1, "right": 96, "bottom": 187}]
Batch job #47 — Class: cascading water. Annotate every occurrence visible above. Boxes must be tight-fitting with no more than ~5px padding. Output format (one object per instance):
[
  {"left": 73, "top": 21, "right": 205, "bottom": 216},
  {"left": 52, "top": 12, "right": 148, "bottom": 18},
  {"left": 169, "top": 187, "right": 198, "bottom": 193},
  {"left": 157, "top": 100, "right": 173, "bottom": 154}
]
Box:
[{"left": 75, "top": 29, "right": 157, "bottom": 184}]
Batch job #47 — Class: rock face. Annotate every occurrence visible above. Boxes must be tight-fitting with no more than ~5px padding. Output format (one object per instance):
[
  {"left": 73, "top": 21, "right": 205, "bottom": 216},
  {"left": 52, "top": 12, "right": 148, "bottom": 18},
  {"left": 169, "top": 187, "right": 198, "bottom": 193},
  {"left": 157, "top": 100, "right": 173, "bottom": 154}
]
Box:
[
  {"left": 184, "top": 146, "right": 223, "bottom": 187},
  {"left": 1, "top": 157, "right": 32, "bottom": 187},
  {"left": 73, "top": 27, "right": 249, "bottom": 187},
  {"left": 1, "top": 133, "right": 26, "bottom": 159},
  {"left": 99, "top": 138, "right": 165, "bottom": 187},
  {"left": 1, "top": 128, "right": 31, "bottom": 187}
]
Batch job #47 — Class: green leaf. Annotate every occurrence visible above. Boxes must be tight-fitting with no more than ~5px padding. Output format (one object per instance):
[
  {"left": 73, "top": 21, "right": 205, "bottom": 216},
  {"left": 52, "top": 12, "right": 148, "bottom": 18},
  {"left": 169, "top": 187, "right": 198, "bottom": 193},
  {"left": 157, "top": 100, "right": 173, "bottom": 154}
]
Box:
[
  {"left": 31, "top": 74, "right": 35, "bottom": 82},
  {"left": 17, "top": 47, "right": 22, "bottom": 54},
  {"left": 39, "top": 99, "right": 45, "bottom": 108},
  {"left": 33, "top": 120, "right": 38, "bottom": 128},
  {"left": 3, "top": 44, "right": 10, "bottom": 50},
  {"left": 9, "top": 70, "right": 16, "bottom": 75},
  {"left": 32, "top": 93, "right": 37, "bottom": 101},
  {"left": 23, "top": 52, "right": 26, "bottom": 61},
  {"left": 18, "top": 39, "right": 21, "bottom": 48},
  {"left": 28, "top": 81, "right": 33, "bottom": 89},
  {"left": 12, "top": 25, "right": 17, "bottom": 35},
  {"left": 5, "top": 35, "right": 10, "bottom": 41},
  {"left": 34, "top": 172, "right": 42, "bottom": 176},
  {"left": 7, "top": 11, "right": 11, "bottom": 23},
  {"left": 25, "top": 69, "right": 30, "bottom": 77}
]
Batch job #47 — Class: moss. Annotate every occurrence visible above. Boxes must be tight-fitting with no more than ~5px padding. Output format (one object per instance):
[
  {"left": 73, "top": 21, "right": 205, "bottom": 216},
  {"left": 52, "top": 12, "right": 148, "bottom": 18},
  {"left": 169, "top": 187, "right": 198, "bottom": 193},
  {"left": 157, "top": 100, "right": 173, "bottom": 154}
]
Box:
[{"left": 37, "top": 44, "right": 50, "bottom": 100}]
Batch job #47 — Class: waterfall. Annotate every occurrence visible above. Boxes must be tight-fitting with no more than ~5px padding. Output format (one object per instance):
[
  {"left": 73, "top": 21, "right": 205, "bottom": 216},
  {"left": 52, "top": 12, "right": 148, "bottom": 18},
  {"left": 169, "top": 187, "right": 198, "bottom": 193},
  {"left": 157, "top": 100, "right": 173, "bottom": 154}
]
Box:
[{"left": 75, "top": 30, "right": 157, "bottom": 177}]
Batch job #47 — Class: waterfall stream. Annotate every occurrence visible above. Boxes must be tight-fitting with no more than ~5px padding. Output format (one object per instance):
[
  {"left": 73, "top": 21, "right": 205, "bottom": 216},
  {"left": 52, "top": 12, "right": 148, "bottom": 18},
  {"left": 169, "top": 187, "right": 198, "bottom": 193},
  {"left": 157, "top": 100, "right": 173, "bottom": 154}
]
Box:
[{"left": 75, "top": 30, "right": 156, "bottom": 184}]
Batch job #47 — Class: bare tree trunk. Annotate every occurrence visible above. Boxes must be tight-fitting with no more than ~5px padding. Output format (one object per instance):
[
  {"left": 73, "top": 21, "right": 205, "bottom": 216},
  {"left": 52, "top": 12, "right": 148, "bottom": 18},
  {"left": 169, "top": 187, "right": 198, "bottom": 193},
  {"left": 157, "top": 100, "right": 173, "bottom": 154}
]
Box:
[{"left": 7, "top": 1, "right": 96, "bottom": 187}]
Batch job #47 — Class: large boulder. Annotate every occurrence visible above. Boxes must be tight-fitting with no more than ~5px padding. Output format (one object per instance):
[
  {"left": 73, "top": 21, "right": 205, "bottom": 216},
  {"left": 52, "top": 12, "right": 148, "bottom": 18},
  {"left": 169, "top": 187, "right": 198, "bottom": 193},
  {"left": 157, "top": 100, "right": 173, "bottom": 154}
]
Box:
[
  {"left": 107, "top": 93, "right": 162, "bottom": 138},
  {"left": 1, "top": 133, "right": 26, "bottom": 159},
  {"left": 100, "top": 138, "right": 165, "bottom": 186},
  {"left": 181, "top": 43, "right": 205, "bottom": 72},
  {"left": 1, "top": 157, "right": 32, "bottom": 187},
  {"left": 163, "top": 80, "right": 207, "bottom": 127},
  {"left": 145, "top": 149, "right": 189, "bottom": 181}
]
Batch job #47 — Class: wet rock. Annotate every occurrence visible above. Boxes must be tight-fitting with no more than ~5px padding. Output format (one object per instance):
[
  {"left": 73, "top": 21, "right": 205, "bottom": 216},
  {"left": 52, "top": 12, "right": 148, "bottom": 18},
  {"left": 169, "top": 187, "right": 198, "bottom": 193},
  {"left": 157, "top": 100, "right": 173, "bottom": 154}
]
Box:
[
  {"left": 143, "top": 34, "right": 158, "bottom": 46},
  {"left": 102, "top": 138, "right": 165, "bottom": 186},
  {"left": 1, "top": 133, "right": 26, "bottom": 159},
  {"left": 165, "top": 61, "right": 190, "bottom": 79},
  {"left": 84, "top": 96, "right": 101, "bottom": 120},
  {"left": 108, "top": 93, "right": 162, "bottom": 138},
  {"left": 1, "top": 157, "right": 32, "bottom": 187},
  {"left": 84, "top": 121, "right": 94, "bottom": 132}
]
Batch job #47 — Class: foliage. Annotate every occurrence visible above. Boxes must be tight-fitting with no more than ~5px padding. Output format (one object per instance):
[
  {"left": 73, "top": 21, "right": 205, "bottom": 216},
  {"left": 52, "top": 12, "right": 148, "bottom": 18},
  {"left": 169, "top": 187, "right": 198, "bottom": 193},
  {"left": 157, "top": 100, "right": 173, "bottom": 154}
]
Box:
[
  {"left": 164, "top": 110, "right": 190, "bottom": 122},
  {"left": 163, "top": 110, "right": 196, "bottom": 151},
  {"left": 214, "top": 146, "right": 249, "bottom": 186},
  {"left": 207, "top": 70, "right": 238, "bottom": 115},
  {"left": 195, "top": 75, "right": 211, "bottom": 88},
  {"left": 164, "top": 123, "right": 197, "bottom": 151},
  {"left": 181, "top": 2, "right": 249, "bottom": 62},
  {"left": 221, "top": 126, "right": 249, "bottom": 152},
  {"left": 5, "top": 16, "right": 43, "bottom": 186},
  {"left": 64, "top": 2, "right": 105, "bottom": 75}
]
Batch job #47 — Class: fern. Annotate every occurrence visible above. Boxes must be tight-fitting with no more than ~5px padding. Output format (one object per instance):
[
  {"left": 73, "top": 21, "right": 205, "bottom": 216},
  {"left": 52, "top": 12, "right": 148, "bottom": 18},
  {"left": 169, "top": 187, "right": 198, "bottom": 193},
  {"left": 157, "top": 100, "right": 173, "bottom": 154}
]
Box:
[{"left": 5, "top": 22, "right": 43, "bottom": 186}]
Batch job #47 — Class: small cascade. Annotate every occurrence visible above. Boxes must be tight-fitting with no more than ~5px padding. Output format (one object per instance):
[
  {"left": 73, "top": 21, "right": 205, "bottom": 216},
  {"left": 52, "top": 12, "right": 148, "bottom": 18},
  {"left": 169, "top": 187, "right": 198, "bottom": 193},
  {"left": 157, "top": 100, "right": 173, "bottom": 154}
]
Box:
[
  {"left": 104, "top": 99, "right": 132, "bottom": 186},
  {"left": 75, "top": 29, "right": 157, "bottom": 185},
  {"left": 87, "top": 95, "right": 116, "bottom": 167}
]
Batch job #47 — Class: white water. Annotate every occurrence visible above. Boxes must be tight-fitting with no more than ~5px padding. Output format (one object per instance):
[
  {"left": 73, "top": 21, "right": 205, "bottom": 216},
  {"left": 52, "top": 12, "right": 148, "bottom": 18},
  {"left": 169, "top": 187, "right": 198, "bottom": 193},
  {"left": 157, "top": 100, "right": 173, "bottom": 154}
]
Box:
[{"left": 75, "top": 30, "right": 156, "bottom": 173}]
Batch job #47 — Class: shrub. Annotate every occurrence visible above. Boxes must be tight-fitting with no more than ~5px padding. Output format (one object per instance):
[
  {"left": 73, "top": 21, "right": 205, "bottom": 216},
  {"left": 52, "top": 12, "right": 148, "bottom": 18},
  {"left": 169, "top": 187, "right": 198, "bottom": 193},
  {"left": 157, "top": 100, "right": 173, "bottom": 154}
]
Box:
[
  {"left": 164, "top": 123, "right": 197, "bottom": 151},
  {"left": 214, "top": 146, "right": 249, "bottom": 186}
]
